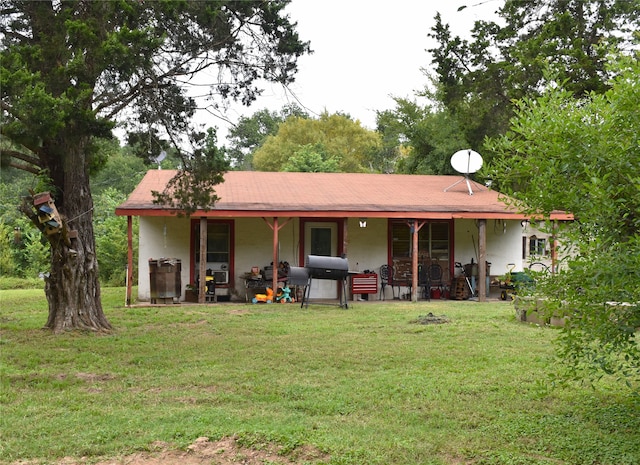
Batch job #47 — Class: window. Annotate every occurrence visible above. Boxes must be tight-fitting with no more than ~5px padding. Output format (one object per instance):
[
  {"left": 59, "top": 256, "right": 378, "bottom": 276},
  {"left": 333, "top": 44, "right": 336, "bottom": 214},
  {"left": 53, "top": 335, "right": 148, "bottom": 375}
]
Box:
[
  {"left": 528, "top": 235, "right": 547, "bottom": 257},
  {"left": 390, "top": 221, "right": 450, "bottom": 262},
  {"left": 195, "top": 222, "right": 230, "bottom": 263},
  {"left": 192, "top": 220, "right": 233, "bottom": 285}
]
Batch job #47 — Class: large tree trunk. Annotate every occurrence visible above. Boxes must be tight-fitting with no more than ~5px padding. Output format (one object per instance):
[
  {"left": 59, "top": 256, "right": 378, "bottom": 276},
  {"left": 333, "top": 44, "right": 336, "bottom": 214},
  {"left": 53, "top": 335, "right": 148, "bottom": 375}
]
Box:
[{"left": 38, "top": 140, "right": 112, "bottom": 333}]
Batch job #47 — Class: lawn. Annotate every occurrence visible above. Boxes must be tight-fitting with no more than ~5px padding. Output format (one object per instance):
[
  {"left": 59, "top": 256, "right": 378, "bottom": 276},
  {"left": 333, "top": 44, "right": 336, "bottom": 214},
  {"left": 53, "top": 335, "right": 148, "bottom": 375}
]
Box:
[{"left": 1, "top": 288, "right": 639, "bottom": 464}]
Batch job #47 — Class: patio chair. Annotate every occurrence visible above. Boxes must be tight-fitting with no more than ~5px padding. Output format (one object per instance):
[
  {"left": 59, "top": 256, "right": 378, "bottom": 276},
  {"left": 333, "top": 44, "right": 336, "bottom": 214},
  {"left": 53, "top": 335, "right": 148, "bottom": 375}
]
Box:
[
  {"left": 427, "top": 262, "right": 443, "bottom": 299},
  {"left": 379, "top": 264, "right": 390, "bottom": 300}
]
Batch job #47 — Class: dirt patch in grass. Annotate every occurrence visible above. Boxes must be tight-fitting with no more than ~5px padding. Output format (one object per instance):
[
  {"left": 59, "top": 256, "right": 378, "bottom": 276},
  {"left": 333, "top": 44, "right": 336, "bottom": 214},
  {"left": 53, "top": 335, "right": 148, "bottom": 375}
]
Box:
[
  {"left": 410, "top": 312, "right": 450, "bottom": 325},
  {"left": 12, "top": 436, "right": 330, "bottom": 465}
]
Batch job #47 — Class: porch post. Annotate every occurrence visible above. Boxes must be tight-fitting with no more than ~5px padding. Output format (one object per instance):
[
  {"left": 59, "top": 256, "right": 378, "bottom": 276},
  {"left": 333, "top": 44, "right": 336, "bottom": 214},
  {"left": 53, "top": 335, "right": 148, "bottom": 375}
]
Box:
[
  {"left": 551, "top": 220, "right": 558, "bottom": 274},
  {"left": 342, "top": 218, "right": 348, "bottom": 302},
  {"left": 342, "top": 218, "right": 348, "bottom": 256},
  {"left": 272, "top": 217, "right": 279, "bottom": 294},
  {"left": 262, "top": 217, "right": 293, "bottom": 296},
  {"left": 411, "top": 220, "right": 426, "bottom": 302},
  {"left": 478, "top": 219, "right": 487, "bottom": 302},
  {"left": 198, "top": 218, "right": 207, "bottom": 304},
  {"left": 126, "top": 215, "right": 133, "bottom": 306}
]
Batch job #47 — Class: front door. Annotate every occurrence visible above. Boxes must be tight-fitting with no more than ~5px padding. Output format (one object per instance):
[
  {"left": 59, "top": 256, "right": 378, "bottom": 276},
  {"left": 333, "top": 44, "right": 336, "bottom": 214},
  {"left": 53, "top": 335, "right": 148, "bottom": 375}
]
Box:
[{"left": 304, "top": 222, "right": 338, "bottom": 299}]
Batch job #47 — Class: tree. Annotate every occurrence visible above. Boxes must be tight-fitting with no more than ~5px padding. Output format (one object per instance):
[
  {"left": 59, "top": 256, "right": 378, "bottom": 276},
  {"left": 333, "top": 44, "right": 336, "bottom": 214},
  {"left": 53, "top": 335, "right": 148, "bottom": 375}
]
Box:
[
  {"left": 226, "top": 104, "right": 308, "bottom": 169},
  {"left": 252, "top": 112, "right": 382, "bottom": 172},
  {"left": 0, "top": 1, "right": 310, "bottom": 332},
  {"left": 486, "top": 52, "right": 640, "bottom": 390},
  {"left": 428, "top": 0, "right": 639, "bottom": 150},
  {"left": 282, "top": 143, "right": 339, "bottom": 173},
  {"left": 376, "top": 99, "right": 468, "bottom": 175}
]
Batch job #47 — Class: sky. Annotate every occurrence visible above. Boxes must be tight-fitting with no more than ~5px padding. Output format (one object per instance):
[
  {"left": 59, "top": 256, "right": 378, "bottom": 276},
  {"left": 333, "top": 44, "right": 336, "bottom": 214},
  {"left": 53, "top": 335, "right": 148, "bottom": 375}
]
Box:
[{"left": 213, "top": 0, "right": 501, "bottom": 138}]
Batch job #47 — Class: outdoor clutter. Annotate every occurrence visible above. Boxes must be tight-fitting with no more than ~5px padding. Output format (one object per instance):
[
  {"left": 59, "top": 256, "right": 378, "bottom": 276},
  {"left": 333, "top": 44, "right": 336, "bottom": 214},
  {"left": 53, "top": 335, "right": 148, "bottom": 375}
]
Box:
[{"left": 251, "top": 284, "right": 296, "bottom": 304}]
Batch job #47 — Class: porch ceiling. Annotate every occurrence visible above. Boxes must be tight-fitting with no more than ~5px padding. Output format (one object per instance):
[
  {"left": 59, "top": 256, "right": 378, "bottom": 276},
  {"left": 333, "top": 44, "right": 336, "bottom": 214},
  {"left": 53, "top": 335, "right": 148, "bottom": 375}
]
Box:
[{"left": 115, "top": 170, "right": 572, "bottom": 221}]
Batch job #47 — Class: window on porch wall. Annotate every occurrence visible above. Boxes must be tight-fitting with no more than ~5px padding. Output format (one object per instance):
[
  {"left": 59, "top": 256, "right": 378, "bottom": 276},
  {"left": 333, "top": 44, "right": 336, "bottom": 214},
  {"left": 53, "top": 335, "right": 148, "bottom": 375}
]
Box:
[
  {"left": 194, "top": 221, "right": 231, "bottom": 284},
  {"left": 390, "top": 221, "right": 450, "bottom": 282},
  {"left": 528, "top": 235, "right": 547, "bottom": 257}
]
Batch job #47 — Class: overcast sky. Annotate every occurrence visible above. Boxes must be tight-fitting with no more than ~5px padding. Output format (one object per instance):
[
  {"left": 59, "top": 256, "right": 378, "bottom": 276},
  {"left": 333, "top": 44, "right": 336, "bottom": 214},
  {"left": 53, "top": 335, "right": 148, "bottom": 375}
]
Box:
[{"left": 213, "top": 0, "right": 501, "bottom": 138}]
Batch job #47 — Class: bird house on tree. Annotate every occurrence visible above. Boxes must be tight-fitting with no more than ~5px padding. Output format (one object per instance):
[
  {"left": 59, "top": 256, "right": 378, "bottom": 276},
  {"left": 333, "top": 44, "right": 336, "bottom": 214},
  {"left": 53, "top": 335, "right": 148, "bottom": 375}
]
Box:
[{"left": 33, "top": 192, "right": 62, "bottom": 236}]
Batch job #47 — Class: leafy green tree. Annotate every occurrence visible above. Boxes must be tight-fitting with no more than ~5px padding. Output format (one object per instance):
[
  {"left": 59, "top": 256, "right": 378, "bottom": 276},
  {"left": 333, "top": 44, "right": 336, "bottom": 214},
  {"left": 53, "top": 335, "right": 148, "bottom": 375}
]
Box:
[
  {"left": 486, "top": 52, "right": 640, "bottom": 390},
  {"left": 1, "top": 0, "right": 309, "bottom": 332},
  {"left": 428, "top": 0, "right": 639, "bottom": 150},
  {"left": 94, "top": 188, "right": 135, "bottom": 286},
  {"left": 371, "top": 109, "right": 405, "bottom": 173},
  {"left": 226, "top": 104, "right": 308, "bottom": 169},
  {"left": 377, "top": 98, "right": 469, "bottom": 175},
  {"left": 282, "top": 143, "right": 339, "bottom": 173},
  {"left": 90, "top": 139, "right": 148, "bottom": 197},
  {"left": 0, "top": 168, "right": 50, "bottom": 278},
  {"left": 252, "top": 112, "right": 382, "bottom": 172},
  {"left": 0, "top": 223, "right": 17, "bottom": 277}
]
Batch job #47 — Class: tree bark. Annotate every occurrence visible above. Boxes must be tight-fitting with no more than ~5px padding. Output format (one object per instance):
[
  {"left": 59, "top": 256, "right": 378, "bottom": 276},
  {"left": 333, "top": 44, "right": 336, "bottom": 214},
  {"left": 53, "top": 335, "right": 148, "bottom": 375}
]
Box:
[{"left": 39, "top": 140, "right": 112, "bottom": 333}]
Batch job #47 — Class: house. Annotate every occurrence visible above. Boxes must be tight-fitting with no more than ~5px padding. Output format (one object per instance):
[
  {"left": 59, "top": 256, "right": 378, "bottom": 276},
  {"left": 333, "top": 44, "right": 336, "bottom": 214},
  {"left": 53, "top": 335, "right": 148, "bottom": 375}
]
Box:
[{"left": 115, "top": 170, "right": 572, "bottom": 304}]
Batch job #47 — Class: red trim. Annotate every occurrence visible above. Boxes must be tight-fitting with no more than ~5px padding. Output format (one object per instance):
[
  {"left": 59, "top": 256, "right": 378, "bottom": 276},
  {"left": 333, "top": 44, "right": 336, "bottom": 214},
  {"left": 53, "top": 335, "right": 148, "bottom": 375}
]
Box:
[
  {"left": 116, "top": 208, "right": 572, "bottom": 221},
  {"left": 298, "top": 218, "right": 344, "bottom": 266}
]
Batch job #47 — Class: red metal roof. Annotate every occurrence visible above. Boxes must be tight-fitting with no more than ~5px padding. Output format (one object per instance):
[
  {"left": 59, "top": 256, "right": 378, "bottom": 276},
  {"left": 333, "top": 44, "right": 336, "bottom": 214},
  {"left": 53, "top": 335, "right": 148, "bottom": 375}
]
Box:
[{"left": 115, "top": 170, "right": 572, "bottom": 220}]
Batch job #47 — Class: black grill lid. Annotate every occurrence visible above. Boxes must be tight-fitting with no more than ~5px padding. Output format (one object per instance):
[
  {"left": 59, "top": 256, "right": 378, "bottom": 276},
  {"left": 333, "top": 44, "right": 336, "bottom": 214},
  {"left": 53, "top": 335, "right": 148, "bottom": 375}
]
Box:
[{"left": 306, "top": 255, "right": 349, "bottom": 280}]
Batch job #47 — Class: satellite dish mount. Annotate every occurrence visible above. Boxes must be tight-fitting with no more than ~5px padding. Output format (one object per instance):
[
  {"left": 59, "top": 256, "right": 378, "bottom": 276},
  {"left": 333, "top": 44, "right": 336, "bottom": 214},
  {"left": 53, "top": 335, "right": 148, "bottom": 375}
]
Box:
[{"left": 444, "top": 149, "right": 484, "bottom": 195}]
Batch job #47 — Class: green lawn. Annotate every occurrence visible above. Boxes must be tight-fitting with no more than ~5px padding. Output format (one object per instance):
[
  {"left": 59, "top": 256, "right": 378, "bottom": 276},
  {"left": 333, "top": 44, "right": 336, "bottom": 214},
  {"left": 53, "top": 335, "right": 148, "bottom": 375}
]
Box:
[{"left": 1, "top": 288, "right": 638, "bottom": 464}]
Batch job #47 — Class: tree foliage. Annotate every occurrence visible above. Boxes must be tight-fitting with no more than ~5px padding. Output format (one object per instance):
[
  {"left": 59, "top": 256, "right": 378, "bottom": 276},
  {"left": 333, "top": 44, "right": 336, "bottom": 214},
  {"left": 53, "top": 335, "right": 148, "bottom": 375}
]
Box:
[
  {"left": 428, "top": 0, "right": 639, "bottom": 150},
  {"left": 376, "top": 99, "right": 468, "bottom": 175},
  {"left": 0, "top": 0, "right": 309, "bottom": 331},
  {"left": 226, "top": 104, "right": 308, "bottom": 169},
  {"left": 282, "top": 143, "right": 339, "bottom": 173},
  {"left": 252, "top": 112, "right": 382, "bottom": 172},
  {"left": 486, "top": 52, "right": 640, "bottom": 390}
]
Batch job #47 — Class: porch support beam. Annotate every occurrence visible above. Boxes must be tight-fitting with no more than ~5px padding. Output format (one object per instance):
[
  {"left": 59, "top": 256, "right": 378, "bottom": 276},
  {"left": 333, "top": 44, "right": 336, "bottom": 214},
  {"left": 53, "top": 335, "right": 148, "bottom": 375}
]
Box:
[
  {"left": 478, "top": 219, "right": 487, "bottom": 302},
  {"left": 126, "top": 215, "right": 133, "bottom": 306},
  {"left": 342, "top": 218, "right": 348, "bottom": 304},
  {"left": 263, "top": 217, "right": 293, "bottom": 295},
  {"left": 551, "top": 220, "right": 558, "bottom": 274},
  {"left": 409, "top": 220, "right": 426, "bottom": 302},
  {"left": 198, "top": 218, "right": 207, "bottom": 304}
]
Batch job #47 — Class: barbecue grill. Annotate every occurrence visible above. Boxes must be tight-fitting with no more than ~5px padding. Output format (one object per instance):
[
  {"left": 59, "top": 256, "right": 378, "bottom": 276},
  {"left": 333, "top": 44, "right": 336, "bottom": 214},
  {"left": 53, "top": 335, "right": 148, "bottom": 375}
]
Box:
[
  {"left": 303, "top": 255, "right": 350, "bottom": 308},
  {"left": 287, "top": 266, "right": 310, "bottom": 286}
]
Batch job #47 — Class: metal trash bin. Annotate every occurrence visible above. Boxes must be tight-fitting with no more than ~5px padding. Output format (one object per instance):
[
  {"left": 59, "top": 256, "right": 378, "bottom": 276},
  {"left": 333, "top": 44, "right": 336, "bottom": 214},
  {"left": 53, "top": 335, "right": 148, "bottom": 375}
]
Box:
[{"left": 149, "top": 258, "right": 181, "bottom": 304}]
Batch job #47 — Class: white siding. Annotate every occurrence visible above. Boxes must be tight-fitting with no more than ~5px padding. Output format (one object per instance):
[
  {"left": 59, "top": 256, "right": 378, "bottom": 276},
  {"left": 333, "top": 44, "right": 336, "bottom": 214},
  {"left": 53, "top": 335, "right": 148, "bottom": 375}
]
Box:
[{"left": 137, "top": 216, "right": 191, "bottom": 301}]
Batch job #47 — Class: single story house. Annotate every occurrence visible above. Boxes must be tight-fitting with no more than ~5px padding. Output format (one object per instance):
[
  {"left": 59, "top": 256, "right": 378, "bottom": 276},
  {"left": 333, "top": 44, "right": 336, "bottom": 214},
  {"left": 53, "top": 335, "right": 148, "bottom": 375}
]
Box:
[{"left": 115, "top": 170, "right": 572, "bottom": 304}]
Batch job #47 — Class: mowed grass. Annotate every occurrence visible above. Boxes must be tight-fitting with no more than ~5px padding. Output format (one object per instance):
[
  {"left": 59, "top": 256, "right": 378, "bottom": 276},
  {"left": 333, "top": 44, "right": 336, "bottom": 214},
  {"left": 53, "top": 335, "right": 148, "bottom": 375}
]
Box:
[{"left": 1, "top": 288, "right": 639, "bottom": 464}]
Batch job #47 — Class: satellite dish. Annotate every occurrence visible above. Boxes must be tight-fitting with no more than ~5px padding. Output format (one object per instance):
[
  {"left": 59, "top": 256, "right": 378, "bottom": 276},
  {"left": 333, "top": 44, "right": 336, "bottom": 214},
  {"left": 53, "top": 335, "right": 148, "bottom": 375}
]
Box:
[
  {"left": 450, "top": 149, "right": 483, "bottom": 174},
  {"left": 445, "top": 149, "right": 485, "bottom": 195},
  {"left": 154, "top": 150, "right": 167, "bottom": 169}
]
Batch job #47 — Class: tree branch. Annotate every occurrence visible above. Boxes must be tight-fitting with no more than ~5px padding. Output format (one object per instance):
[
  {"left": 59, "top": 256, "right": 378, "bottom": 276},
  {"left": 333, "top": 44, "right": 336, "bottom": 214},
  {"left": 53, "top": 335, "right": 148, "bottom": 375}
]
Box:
[
  {"left": 0, "top": 147, "right": 41, "bottom": 166},
  {"left": 7, "top": 160, "right": 41, "bottom": 174}
]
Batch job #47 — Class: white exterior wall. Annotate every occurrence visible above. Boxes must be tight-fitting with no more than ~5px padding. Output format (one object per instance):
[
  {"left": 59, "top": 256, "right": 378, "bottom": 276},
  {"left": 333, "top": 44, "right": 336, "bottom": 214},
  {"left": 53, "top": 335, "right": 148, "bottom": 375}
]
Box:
[
  {"left": 344, "top": 218, "right": 388, "bottom": 273},
  {"left": 453, "top": 219, "right": 524, "bottom": 278},
  {"left": 232, "top": 217, "right": 389, "bottom": 300},
  {"left": 232, "top": 217, "right": 301, "bottom": 295},
  {"left": 136, "top": 216, "right": 527, "bottom": 301},
  {"left": 138, "top": 216, "right": 192, "bottom": 301}
]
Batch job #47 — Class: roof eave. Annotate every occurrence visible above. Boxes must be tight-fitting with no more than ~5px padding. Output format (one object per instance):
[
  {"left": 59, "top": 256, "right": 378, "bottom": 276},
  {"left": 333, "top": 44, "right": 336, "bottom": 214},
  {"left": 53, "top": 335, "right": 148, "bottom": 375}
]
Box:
[{"left": 115, "top": 207, "right": 572, "bottom": 221}]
